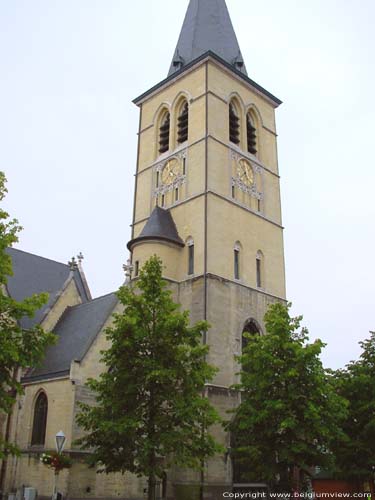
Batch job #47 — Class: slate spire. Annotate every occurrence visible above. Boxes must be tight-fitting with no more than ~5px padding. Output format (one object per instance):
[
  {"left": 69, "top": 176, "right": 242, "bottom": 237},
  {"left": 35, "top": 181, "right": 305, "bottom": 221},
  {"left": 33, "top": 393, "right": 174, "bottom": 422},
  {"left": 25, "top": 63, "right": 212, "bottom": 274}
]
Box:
[{"left": 168, "top": 0, "right": 247, "bottom": 76}]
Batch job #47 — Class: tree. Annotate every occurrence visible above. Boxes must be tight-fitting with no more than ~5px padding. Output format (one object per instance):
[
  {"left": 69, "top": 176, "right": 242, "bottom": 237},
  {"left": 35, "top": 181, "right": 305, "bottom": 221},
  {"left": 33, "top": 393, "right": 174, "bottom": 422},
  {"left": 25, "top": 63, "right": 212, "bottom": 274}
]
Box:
[
  {"left": 331, "top": 332, "right": 375, "bottom": 494},
  {"left": 228, "top": 302, "right": 346, "bottom": 492},
  {"left": 0, "top": 172, "right": 55, "bottom": 458},
  {"left": 76, "top": 256, "right": 222, "bottom": 500}
]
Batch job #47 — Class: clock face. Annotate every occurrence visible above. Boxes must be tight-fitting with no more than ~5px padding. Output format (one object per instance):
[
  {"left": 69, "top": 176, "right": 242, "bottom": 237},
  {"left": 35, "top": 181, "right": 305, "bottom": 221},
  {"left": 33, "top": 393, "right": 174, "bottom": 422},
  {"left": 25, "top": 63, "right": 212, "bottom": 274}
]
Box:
[
  {"left": 237, "top": 159, "right": 254, "bottom": 186},
  {"left": 161, "top": 158, "right": 181, "bottom": 185}
]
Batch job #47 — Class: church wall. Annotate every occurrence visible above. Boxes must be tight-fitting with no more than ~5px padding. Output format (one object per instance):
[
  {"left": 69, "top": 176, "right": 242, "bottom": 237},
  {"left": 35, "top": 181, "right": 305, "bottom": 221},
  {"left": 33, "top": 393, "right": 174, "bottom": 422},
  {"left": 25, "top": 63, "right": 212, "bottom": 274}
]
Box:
[
  {"left": 132, "top": 166, "right": 154, "bottom": 223},
  {"left": 13, "top": 457, "right": 70, "bottom": 499},
  {"left": 263, "top": 166, "right": 283, "bottom": 222},
  {"left": 206, "top": 136, "right": 231, "bottom": 196},
  {"left": 41, "top": 279, "right": 83, "bottom": 333},
  {"left": 206, "top": 135, "right": 282, "bottom": 225},
  {"left": 206, "top": 194, "right": 286, "bottom": 299},
  {"left": 169, "top": 196, "right": 205, "bottom": 276},
  {"left": 132, "top": 192, "right": 206, "bottom": 282},
  {"left": 205, "top": 275, "right": 281, "bottom": 388},
  {"left": 6, "top": 379, "right": 74, "bottom": 495},
  {"left": 131, "top": 242, "right": 184, "bottom": 282},
  {"left": 133, "top": 137, "right": 207, "bottom": 228},
  {"left": 16, "top": 380, "right": 74, "bottom": 451},
  {"left": 183, "top": 139, "right": 206, "bottom": 197},
  {"left": 166, "top": 276, "right": 282, "bottom": 495}
]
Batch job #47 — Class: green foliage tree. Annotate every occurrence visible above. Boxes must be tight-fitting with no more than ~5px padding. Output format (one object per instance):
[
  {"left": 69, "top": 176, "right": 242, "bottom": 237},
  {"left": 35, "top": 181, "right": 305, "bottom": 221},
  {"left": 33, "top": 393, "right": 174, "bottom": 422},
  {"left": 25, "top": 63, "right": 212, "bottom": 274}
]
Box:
[
  {"left": 0, "top": 172, "right": 55, "bottom": 458},
  {"left": 228, "top": 302, "right": 346, "bottom": 492},
  {"left": 76, "top": 256, "right": 222, "bottom": 500},
  {"left": 331, "top": 332, "right": 375, "bottom": 494}
]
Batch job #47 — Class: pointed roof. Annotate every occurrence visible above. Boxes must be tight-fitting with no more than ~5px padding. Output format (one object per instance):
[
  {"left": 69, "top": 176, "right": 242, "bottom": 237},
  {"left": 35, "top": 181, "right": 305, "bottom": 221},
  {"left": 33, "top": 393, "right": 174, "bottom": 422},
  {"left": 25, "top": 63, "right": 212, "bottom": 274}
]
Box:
[
  {"left": 23, "top": 292, "right": 118, "bottom": 382},
  {"left": 127, "top": 207, "right": 184, "bottom": 251},
  {"left": 6, "top": 248, "right": 91, "bottom": 329},
  {"left": 168, "top": 0, "right": 247, "bottom": 77}
]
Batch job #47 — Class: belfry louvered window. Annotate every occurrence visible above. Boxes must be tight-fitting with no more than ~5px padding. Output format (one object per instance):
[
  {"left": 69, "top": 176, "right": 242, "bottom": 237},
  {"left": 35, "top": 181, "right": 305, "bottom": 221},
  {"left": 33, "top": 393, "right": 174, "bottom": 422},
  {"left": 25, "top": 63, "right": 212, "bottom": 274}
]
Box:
[
  {"left": 247, "top": 113, "right": 257, "bottom": 155},
  {"left": 159, "top": 112, "right": 170, "bottom": 154},
  {"left": 229, "top": 103, "right": 240, "bottom": 145},
  {"left": 31, "top": 392, "right": 48, "bottom": 446},
  {"left": 177, "top": 102, "right": 189, "bottom": 143}
]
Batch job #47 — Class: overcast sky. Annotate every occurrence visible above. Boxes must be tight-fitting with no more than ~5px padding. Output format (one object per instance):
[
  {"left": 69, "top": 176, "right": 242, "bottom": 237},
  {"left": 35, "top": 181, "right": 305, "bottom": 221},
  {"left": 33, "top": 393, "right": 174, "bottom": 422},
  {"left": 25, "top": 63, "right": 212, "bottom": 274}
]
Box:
[{"left": 1, "top": 0, "right": 374, "bottom": 370}]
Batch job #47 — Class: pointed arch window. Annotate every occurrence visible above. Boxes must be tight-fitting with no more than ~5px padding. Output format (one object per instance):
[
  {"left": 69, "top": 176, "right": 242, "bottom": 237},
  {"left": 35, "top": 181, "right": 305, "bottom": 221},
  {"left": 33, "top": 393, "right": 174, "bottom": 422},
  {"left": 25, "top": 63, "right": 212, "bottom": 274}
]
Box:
[
  {"left": 234, "top": 242, "right": 241, "bottom": 280},
  {"left": 159, "top": 112, "right": 170, "bottom": 154},
  {"left": 229, "top": 102, "right": 240, "bottom": 145},
  {"left": 256, "top": 251, "right": 264, "bottom": 288},
  {"left": 247, "top": 112, "right": 257, "bottom": 155},
  {"left": 187, "top": 237, "right": 194, "bottom": 275},
  {"left": 31, "top": 392, "right": 48, "bottom": 446},
  {"left": 242, "top": 320, "right": 260, "bottom": 353},
  {"left": 177, "top": 101, "right": 189, "bottom": 144}
]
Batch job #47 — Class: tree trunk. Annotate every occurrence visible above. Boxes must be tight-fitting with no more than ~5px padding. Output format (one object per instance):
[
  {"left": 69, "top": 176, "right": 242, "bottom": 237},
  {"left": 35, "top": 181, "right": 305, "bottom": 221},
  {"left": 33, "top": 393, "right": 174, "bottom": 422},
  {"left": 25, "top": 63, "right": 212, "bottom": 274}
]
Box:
[
  {"left": 369, "top": 477, "right": 375, "bottom": 498},
  {"left": 199, "top": 464, "right": 204, "bottom": 500},
  {"left": 0, "top": 369, "right": 19, "bottom": 500},
  {"left": 147, "top": 473, "right": 156, "bottom": 500}
]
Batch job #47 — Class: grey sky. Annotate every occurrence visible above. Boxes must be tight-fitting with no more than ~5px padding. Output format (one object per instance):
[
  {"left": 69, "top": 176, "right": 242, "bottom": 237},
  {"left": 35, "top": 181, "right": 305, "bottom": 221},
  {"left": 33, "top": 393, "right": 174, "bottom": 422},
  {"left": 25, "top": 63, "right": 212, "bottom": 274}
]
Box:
[{"left": 1, "top": 0, "right": 374, "bottom": 369}]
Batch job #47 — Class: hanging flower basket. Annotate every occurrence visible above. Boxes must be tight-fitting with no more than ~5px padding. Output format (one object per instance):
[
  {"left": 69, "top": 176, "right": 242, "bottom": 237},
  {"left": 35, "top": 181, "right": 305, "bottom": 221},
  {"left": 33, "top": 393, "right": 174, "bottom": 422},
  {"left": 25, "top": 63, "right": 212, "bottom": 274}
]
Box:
[{"left": 40, "top": 452, "right": 72, "bottom": 472}]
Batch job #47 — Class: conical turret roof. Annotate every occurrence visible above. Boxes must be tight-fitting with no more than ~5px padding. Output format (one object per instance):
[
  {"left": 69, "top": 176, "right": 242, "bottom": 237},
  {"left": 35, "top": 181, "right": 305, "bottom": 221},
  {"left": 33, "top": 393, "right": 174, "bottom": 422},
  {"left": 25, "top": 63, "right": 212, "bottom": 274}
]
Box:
[
  {"left": 168, "top": 0, "right": 247, "bottom": 76},
  {"left": 127, "top": 207, "right": 184, "bottom": 251}
]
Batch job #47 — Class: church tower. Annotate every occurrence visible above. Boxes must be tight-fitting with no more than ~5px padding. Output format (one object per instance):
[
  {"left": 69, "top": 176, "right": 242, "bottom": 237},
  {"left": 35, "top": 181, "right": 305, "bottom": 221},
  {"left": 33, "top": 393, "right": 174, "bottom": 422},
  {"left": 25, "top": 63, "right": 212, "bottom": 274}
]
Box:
[{"left": 127, "top": 0, "right": 286, "bottom": 493}]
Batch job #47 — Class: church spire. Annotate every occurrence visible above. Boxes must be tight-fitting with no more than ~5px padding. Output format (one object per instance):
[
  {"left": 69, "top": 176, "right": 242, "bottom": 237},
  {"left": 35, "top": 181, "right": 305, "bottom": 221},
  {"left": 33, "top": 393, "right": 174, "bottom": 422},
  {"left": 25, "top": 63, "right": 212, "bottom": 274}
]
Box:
[{"left": 168, "top": 0, "right": 247, "bottom": 76}]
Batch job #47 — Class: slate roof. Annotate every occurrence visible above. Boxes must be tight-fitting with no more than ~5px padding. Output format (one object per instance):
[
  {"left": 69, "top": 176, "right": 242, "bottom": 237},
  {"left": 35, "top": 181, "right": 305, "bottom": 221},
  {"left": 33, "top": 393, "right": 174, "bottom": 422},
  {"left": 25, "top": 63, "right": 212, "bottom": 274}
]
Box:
[
  {"left": 168, "top": 0, "right": 247, "bottom": 76},
  {"left": 127, "top": 207, "right": 185, "bottom": 251},
  {"left": 6, "top": 248, "right": 91, "bottom": 329},
  {"left": 24, "top": 292, "right": 118, "bottom": 382}
]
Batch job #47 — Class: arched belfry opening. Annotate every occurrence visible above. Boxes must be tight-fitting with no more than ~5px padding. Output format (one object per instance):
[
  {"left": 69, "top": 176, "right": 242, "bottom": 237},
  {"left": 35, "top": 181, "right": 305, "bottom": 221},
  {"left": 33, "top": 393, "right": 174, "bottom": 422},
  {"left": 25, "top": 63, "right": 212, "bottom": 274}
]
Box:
[
  {"left": 246, "top": 112, "right": 257, "bottom": 155},
  {"left": 159, "top": 111, "right": 171, "bottom": 154},
  {"left": 229, "top": 101, "right": 240, "bottom": 145},
  {"left": 177, "top": 101, "right": 189, "bottom": 144}
]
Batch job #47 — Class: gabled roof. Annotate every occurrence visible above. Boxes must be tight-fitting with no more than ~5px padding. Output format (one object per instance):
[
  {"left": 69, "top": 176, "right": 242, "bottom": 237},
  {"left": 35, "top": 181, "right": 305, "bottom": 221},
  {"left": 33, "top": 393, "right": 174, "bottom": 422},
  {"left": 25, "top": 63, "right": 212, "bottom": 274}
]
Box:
[
  {"left": 127, "top": 207, "right": 185, "bottom": 251},
  {"left": 168, "top": 0, "right": 247, "bottom": 77},
  {"left": 6, "top": 248, "right": 91, "bottom": 329},
  {"left": 23, "top": 292, "right": 118, "bottom": 382}
]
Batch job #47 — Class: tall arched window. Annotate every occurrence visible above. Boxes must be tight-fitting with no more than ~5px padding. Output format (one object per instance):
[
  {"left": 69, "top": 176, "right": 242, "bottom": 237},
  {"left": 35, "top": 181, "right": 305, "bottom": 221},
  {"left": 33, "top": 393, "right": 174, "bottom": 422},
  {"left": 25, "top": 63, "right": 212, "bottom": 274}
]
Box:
[
  {"left": 256, "top": 250, "right": 264, "bottom": 288},
  {"left": 31, "top": 392, "right": 48, "bottom": 446},
  {"left": 247, "top": 112, "right": 257, "bottom": 155},
  {"left": 177, "top": 101, "right": 189, "bottom": 144},
  {"left": 229, "top": 102, "right": 240, "bottom": 145},
  {"left": 233, "top": 320, "right": 261, "bottom": 483},
  {"left": 187, "top": 237, "right": 194, "bottom": 275},
  {"left": 159, "top": 111, "right": 170, "bottom": 154},
  {"left": 242, "top": 319, "right": 260, "bottom": 353},
  {"left": 234, "top": 242, "right": 241, "bottom": 280}
]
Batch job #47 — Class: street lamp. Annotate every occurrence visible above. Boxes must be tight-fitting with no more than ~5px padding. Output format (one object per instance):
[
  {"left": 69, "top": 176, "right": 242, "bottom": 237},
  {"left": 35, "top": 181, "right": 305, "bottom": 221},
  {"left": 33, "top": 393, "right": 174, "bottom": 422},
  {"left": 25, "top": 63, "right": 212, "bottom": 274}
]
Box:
[
  {"left": 52, "top": 431, "right": 66, "bottom": 500},
  {"left": 55, "top": 431, "right": 66, "bottom": 454}
]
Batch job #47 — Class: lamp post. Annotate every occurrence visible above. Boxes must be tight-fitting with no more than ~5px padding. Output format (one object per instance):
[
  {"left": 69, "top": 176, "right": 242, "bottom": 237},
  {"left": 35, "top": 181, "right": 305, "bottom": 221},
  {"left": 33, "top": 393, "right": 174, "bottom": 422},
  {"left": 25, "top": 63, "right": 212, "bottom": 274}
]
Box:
[
  {"left": 55, "top": 431, "right": 66, "bottom": 454},
  {"left": 52, "top": 431, "right": 66, "bottom": 500}
]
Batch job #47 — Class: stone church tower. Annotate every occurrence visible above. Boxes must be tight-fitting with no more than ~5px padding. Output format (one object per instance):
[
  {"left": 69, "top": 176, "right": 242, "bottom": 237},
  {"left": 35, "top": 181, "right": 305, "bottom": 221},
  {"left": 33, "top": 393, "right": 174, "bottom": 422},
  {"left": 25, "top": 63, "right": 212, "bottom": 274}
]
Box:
[
  {"left": 127, "top": 0, "right": 286, "bottom": 494},
  {"left": 1, "top": 1, "right": 286, "bottom": 498}
]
